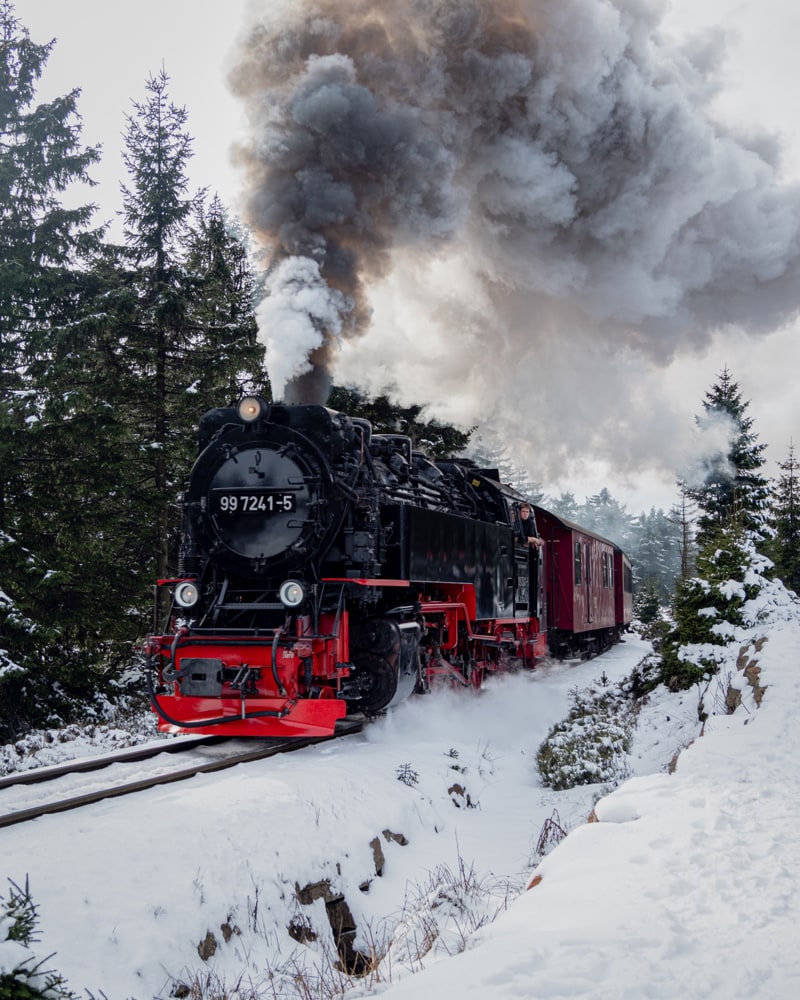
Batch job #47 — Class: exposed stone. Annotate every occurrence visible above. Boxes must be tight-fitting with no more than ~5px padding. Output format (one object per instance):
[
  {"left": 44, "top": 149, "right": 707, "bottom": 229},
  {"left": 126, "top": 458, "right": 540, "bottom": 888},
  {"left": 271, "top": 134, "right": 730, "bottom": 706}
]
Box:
[
  {"left": 326, "top": 895, "right": 363, "bottom": 973},
  {"left": 197, "top": 930, "right": 217, "bottom": 961},
  {"left": 448, "top": 782, "right": 473, "bottom": 808},
  {"left": 370, "top": 835, "right": 386, "bottom": 876},
  {"left": 295, "top": 878, "right": 339, "bottom": 905},
  {"left": 668, "top": 741, "right": 693, "bottom": 774},
  {"left": 726, "top": 685, "right": 742, "bottom": 714},
  {"left": 730, "top": 641, "right": 768, "bottom": 711},
  {"left": 290, "top": 834, "right": 407, "bottom": 976},
  {"left": 220, "top": 920, "right": 240, "bottom": 943},
  {"left": 288, "top": 915, "right": 318, "bottom": 943},
  {"left": 745, "top": 662, "right": 766, "bottom": 704},
  {"left": 326, "top": 895, "right": 356, "bottom": 940}
]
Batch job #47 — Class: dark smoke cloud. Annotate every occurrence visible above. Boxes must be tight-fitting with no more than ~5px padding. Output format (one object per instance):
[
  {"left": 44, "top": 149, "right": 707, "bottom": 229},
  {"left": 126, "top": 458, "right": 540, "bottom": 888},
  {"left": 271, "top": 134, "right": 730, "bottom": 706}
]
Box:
[{"left": 231, "top": 0, "right": 800, "bottom": 496}]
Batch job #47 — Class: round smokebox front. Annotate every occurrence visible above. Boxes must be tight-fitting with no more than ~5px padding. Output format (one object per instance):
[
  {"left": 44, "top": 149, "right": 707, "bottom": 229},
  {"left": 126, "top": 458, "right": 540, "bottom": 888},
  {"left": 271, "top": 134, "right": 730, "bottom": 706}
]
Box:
[{"left": 202, "top": 439, "right": 324, "bottom": 575}]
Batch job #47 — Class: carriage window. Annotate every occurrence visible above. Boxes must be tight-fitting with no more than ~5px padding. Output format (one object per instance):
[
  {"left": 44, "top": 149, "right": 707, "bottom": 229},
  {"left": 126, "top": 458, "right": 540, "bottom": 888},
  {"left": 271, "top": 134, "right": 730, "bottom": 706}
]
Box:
[
  {"left": 574, "top": 540, "right": 582, "bottom": 584},
  {"left": 624, "top": 563, "right": 633, "bottom": 593},
  {"left": 602, "top": 552, "right": 611, "bottom": 588}
]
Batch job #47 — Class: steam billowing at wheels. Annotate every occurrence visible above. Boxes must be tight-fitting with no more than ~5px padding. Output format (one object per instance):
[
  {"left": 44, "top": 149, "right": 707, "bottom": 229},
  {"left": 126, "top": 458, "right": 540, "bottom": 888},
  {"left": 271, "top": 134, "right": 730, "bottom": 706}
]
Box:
[{"left": 144, "top": 398, "right": 632, "bottom": 738}]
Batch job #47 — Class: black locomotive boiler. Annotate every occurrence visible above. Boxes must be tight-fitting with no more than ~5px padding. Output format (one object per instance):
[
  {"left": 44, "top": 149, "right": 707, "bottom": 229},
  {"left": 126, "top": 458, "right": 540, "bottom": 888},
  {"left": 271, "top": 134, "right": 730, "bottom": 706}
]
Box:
[{"left": 144, "top": 397, "right": 631, "bottom": 737}]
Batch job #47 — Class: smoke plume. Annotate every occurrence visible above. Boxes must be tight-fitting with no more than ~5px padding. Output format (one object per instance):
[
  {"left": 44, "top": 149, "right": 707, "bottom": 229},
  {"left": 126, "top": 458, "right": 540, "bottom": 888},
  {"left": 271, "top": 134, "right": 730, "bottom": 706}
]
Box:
[{"left": 231, "top": 0, "right": 800, "bottom": 499}]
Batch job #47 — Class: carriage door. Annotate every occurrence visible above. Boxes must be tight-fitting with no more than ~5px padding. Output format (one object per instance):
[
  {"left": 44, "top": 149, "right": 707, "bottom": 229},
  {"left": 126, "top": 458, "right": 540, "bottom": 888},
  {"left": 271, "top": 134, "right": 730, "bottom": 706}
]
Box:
[
  {"left": 575, "top": 538, "right": 591, "bottom": 627},
  {"left": 514, "top": 548, "right": 530, "bottom": 615},
  {"left": 511, "top": 505, "right": 529, "bottom": 617},
  {"left": 585, "top": 541, "right": 593, "bottom": 623}
]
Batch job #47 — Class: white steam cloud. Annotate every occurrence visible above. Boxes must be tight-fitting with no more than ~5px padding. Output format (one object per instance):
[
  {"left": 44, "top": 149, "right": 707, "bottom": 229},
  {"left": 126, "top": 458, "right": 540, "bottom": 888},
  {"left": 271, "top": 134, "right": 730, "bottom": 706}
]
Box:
[
  {"left": 254, "top": 256, "right": 352, "bottom": 402},
  {"left": 231, "top": 0, "right": 800, "bottom": 500},
  {"left": 679, "top": 410, "right": 740, "bottom": 493}
]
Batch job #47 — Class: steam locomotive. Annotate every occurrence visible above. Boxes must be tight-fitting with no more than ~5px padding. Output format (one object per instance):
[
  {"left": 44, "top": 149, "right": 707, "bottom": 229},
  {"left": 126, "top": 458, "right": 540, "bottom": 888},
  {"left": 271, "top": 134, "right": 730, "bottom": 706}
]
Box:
[{"left": 144, "top": 397, "right": 632, "bottom": 738}]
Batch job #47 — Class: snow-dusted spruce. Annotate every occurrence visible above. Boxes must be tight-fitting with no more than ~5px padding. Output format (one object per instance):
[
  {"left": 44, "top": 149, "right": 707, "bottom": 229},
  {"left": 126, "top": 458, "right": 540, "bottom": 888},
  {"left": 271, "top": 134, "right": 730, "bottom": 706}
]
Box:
[
  {"left": 660, "top": 523, "right": 777, "bottom": 703},
  {"left": 0, "top": 878, "right": 74, "bottom": 1000},
  {"left": 670, "top": 536, "right": 796, "bottom": 720},
  {"left": 663, "top": 367, "right": 778, "bottom": 698},
  {"left": 767, "top": 442, "right": 800, "bottom": 594}
]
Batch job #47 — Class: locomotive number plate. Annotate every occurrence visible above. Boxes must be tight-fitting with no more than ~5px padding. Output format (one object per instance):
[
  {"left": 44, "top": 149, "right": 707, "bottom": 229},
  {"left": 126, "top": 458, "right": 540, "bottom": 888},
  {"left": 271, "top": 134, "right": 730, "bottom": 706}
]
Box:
[{"left": 212, "top": 489, "right": 297, "bottom": 515}]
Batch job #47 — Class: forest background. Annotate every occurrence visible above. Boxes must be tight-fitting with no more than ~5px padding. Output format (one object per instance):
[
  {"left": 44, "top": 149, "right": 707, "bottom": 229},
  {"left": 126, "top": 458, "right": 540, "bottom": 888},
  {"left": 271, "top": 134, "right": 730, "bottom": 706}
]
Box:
[{"left": 2, "top": 0, "right": 800, "bottom": 741}]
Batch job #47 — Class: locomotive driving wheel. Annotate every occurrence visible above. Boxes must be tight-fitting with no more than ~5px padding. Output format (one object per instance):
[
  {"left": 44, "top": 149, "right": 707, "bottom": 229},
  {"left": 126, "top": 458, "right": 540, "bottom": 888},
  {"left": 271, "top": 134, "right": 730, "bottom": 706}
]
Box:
[{"left": 345, "top": 651, "right": 398, "bottom": 715}]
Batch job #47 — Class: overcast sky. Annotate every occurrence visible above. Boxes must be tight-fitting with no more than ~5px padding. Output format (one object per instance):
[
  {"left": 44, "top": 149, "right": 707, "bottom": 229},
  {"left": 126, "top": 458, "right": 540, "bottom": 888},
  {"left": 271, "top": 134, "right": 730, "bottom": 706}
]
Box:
[
  {"left": 15, "top": 0, "right": 252, "bottom": 230},
  {"left": 14, "top": 0, "right": 800, "bottom": 514}
]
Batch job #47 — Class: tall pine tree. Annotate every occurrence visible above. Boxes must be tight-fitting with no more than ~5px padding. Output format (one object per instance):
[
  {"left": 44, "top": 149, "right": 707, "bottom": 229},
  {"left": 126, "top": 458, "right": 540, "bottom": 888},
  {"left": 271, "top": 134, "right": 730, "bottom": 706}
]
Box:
[
  {"left": 630, "top": 507, "right": 682, "bottom": 602},
  {"left": 114, "top": 71, "right": 268, "bottom": 593},
  {"left": 0, "top": 1, "right": 120, "bottom": 736},
  {"left": 768, "top": 442, "right": 800, "bottom": 594},
  {"left": 685, "top": 367, "right": 769, "bottom": 543},
  {"left": 1, "top": 0, "right": 101, "bottom": 544},
  {"left": 116, "top": 67, "right": 200, "bottom": 586},
  {"left": 662, "top": 370, "right": 770, "bottom": 693},
  {"left": 668, "top": 488, "right": 697, "bottom": 581},
  {"left": 182, "top": 193, "right": 269, "bottom": 411},
  {"left": 581, "top": 488, "right": 635, "bottom": 551}
]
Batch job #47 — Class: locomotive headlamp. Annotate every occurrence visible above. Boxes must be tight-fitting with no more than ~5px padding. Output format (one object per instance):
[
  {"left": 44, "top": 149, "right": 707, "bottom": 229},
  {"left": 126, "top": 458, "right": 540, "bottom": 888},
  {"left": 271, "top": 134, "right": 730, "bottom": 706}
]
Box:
[
  {"left": 238, "top": 396, "right": 268, "bottom": 423},
  {"left": 174, "top": 581, "right": 200, "bottom": 608},
  {"left": 279, "top": 580, "right": 306, "bottom": 608}
]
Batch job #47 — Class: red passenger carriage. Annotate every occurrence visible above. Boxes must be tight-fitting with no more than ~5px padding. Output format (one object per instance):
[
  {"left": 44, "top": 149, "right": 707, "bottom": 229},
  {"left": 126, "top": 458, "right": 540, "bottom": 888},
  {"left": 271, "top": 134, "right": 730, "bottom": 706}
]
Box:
[{"left": 534, "top": 507, "right": 631, "bottom": 658}]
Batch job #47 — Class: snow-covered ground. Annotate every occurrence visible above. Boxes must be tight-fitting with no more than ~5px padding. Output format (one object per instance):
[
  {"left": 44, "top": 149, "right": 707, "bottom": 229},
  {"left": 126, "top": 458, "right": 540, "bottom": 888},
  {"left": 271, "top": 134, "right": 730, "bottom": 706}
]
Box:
[{"left": 2, "top": 580, "right": 799, "bottom": 998}]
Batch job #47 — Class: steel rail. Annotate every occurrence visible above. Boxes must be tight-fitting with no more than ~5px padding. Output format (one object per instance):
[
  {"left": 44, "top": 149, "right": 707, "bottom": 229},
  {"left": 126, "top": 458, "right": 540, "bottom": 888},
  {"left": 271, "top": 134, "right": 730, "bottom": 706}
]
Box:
[
  {"left": 0, "top": 721, "right": 363, "bottom": 829},
  {"left": 0, "top": 734, "right": 225, "bottom": 791}
]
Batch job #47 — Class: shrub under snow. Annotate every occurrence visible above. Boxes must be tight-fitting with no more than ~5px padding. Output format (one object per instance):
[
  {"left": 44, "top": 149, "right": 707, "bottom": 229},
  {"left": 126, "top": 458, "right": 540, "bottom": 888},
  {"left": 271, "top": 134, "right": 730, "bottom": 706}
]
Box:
[{"left": 536, "top": 675, "right": 636, "bottom": 791}]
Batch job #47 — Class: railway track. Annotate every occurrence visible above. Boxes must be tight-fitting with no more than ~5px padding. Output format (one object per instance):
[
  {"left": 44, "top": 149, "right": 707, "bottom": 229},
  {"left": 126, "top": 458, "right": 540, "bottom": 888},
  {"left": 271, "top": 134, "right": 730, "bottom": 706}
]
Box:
[{"left": 0, "top": 721, "right": 363, "bottom": 829}]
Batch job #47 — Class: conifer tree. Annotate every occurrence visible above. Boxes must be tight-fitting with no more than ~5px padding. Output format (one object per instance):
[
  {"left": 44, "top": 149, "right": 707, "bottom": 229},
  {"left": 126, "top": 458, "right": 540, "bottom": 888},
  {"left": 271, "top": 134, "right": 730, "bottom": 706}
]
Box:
[
  {"left": 581, "top": 488, "right": 635, "bottom": 550},
  {"left": 114, "top": 72, "right": 268, "bottom": 594},
  {"left": 0, "top": 0, "right": 101, "bottom": 539},
  {"left": 768, "top": 442, "right": 800, "bottom": 593},
  {"left": 630, "top": 507, "right": 682, "bottom": 601},
  {"left": 0, "top": 0, "right": 120, "bottom": 734},
  {"left": 182, "top": 194, "right": 269, "bottom": 410},
  {"left": 661, "top": 370, "right": 770, "bottom": 694},
  {"left": 115, "top": 68, "right": 202, "bottom": 584},
  {"left": 686, "top": 367, "right": 769, "bottom": 543},
  {"left": 633, "top": 583, "right": 661, "bottom": 625},
  {"left": 668, "top": 487, "right": 697, "bottom": 580},
  {"left": 1, "top": 877, "right": 75, "bottom": 997},
  {"left": 660, "top": 522, "right": 757, "bottom": 693},
  {"left": 547, "top": 491, "right": 580, "bottom": 522}
]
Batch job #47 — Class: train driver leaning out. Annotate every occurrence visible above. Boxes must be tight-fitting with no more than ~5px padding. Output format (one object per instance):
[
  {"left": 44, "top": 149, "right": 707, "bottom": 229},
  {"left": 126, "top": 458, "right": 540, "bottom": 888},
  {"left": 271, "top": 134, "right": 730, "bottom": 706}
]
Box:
[{"left": 518, "top": 503, "right": 544, "bottom": 549}]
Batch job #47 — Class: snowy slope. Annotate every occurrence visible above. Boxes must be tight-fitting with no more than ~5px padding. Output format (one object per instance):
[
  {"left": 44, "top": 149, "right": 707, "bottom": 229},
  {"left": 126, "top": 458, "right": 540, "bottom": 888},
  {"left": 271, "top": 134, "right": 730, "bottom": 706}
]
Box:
[{"left": 1, "top": 586, "right": 799, "bottom": 1000}]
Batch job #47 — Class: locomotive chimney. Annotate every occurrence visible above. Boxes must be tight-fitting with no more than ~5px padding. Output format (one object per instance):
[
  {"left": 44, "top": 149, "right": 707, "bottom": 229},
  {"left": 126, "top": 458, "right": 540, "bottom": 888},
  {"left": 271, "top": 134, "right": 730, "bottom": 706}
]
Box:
[{"left": 284, "top": 347, "right": 333, "bottom": 405}]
